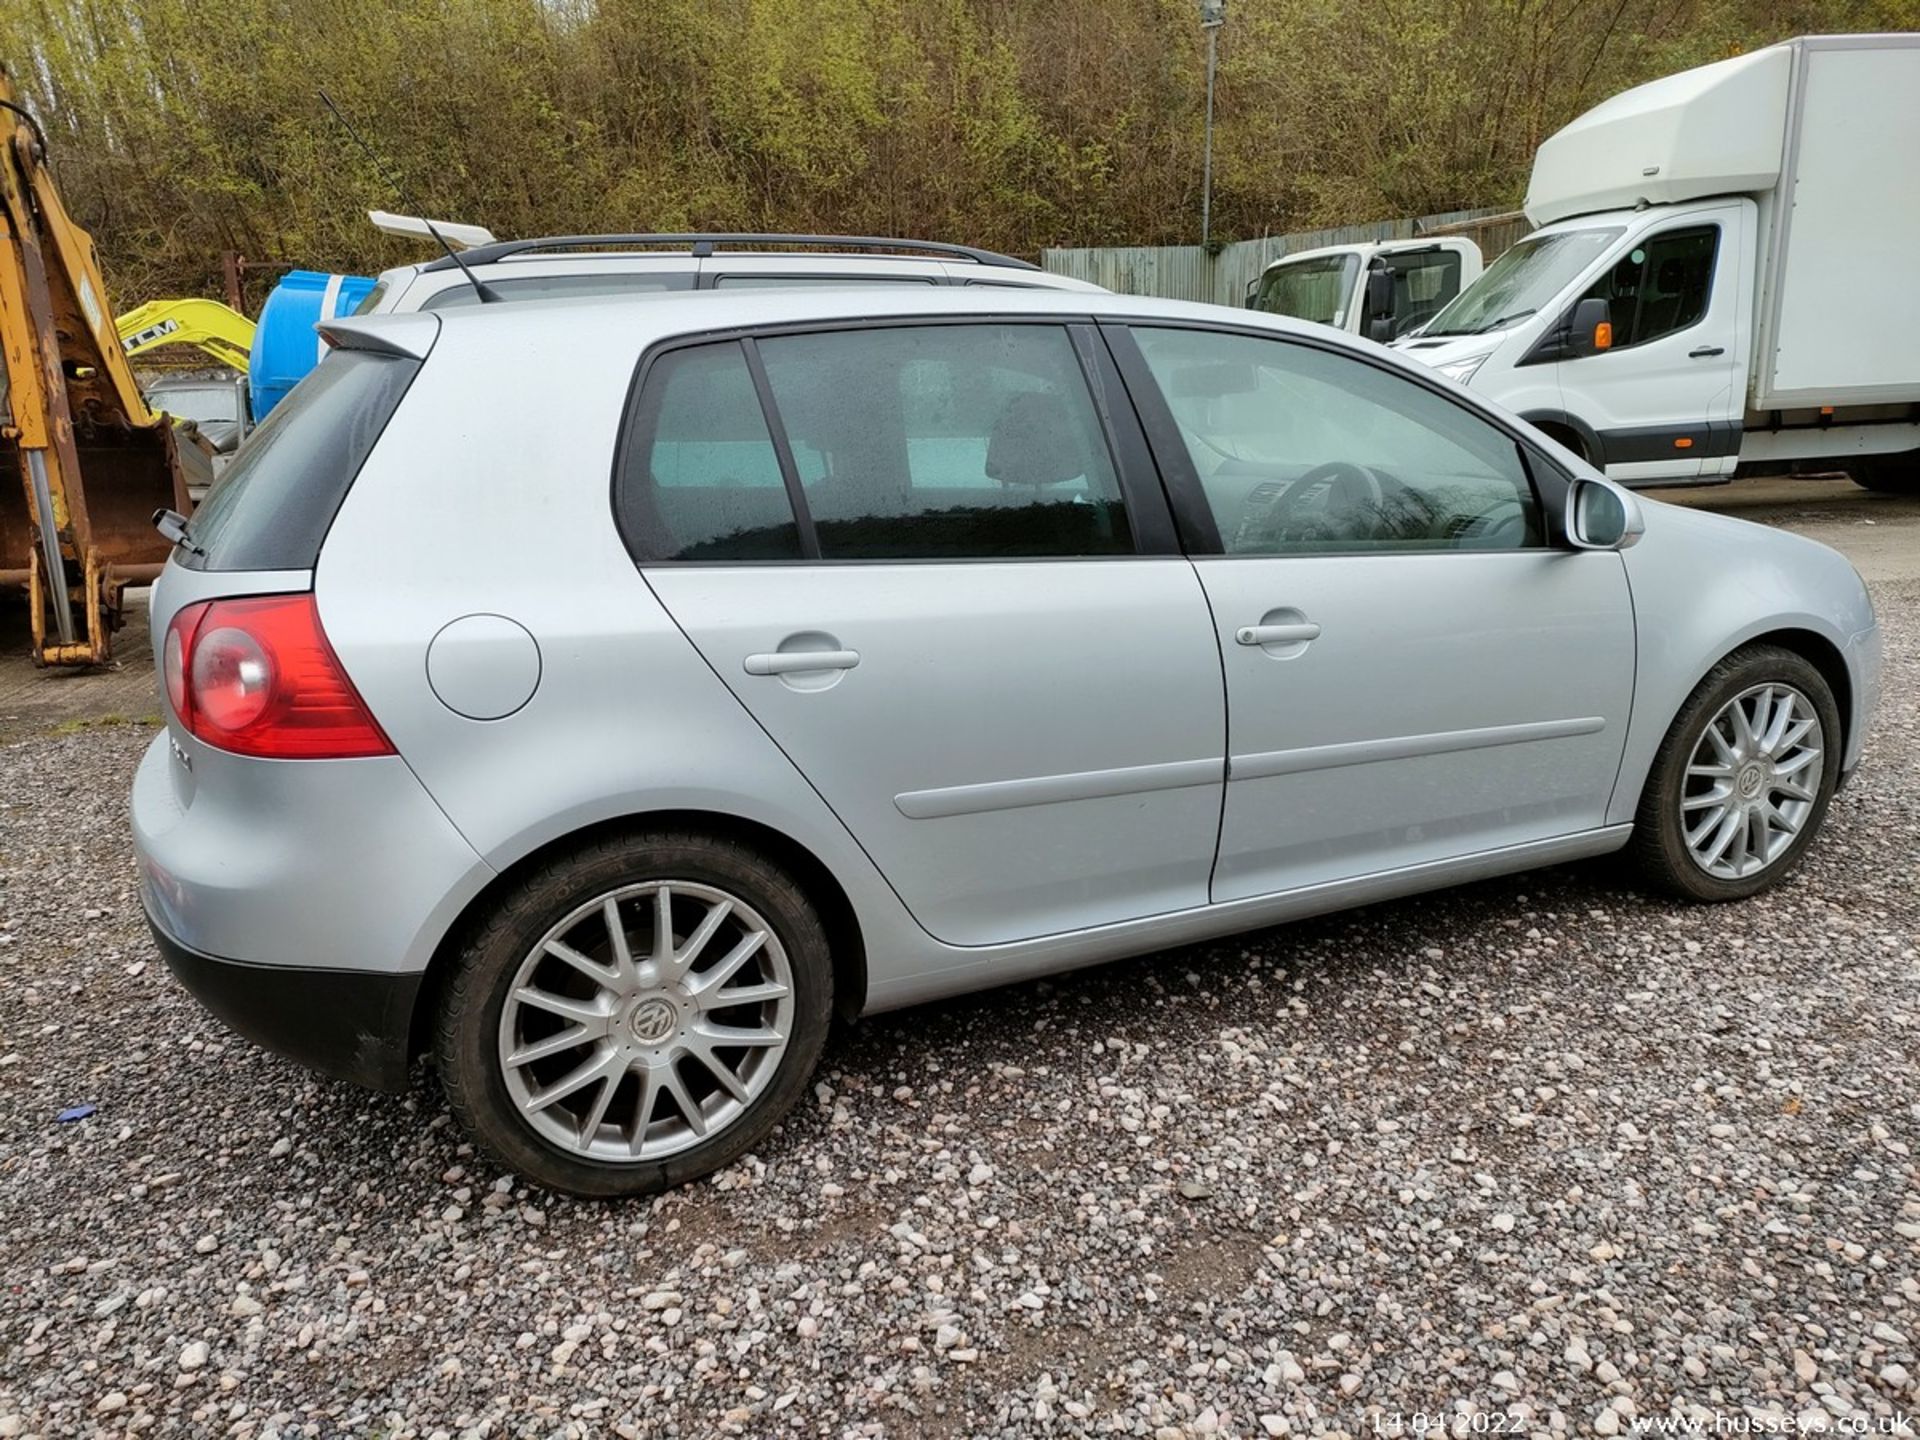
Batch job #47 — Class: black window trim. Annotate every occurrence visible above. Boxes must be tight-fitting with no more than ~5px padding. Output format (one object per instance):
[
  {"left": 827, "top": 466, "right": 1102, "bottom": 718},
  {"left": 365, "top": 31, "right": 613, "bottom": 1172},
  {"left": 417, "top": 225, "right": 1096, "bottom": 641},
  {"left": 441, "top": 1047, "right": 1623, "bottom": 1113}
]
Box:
[
  {"left": 611, "top": 313, "right": 1181, "bottom": 568},
  {"left": 1098, "top": 317, "right": 1573, "bottom": 560},
  {"left": 739, "top": 336, "right": 822, "bottom": 557}
]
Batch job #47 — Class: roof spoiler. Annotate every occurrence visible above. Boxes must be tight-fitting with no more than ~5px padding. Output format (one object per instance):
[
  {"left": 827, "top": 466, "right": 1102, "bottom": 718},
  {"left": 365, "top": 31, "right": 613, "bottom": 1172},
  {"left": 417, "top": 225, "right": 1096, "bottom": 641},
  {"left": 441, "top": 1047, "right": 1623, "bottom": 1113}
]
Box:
[
  {"left": 369, "top": 210, "right": 497, "bottom": 251},
  {"left": 316, "top": 313, "right": 440, "bottom": 361}
]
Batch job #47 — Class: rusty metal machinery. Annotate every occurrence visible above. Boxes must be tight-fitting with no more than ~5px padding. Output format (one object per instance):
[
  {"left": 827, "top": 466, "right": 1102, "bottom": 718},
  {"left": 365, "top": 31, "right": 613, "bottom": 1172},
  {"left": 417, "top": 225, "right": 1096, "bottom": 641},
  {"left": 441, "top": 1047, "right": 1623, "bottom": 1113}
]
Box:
[{"left": 0, "top": 70, "right": 189, "bottom": 666}]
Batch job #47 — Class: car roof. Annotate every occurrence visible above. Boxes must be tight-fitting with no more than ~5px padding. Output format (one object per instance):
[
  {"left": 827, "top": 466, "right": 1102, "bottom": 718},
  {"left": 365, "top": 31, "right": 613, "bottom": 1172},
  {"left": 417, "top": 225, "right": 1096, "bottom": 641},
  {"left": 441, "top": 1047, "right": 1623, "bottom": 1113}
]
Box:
[
  {"left": 372, "top": 234, "right": 1107, "bottom": 301},
  {"left": 330, "top": 280, "right": 1342, "bottom": 363},
  {"left": 321, "top": 284, "right": 1536, "bottom": 461},
  {"left": 377, "top": 251, "right": 1106, "bottom": 304}
]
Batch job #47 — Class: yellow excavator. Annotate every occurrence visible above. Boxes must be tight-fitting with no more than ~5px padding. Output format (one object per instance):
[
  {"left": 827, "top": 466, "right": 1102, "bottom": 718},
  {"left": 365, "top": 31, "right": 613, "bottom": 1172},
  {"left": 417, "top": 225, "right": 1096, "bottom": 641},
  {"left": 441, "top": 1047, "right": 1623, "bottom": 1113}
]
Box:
[
  {"left": 117, "top": 296, "right": 255, "bottom": 372},
  {"left": 1, "top": 70, "right": 190, "bottom": 665}
]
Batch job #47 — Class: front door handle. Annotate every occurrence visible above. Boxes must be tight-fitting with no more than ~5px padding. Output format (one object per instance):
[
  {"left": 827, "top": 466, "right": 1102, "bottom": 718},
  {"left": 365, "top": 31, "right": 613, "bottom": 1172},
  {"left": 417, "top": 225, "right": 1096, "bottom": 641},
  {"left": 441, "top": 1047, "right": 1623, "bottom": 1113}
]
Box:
[
  {"left": 1235, "top": 622, "right": 1322, "bottom": 647},
  {"left": 744, "top": 649, "right": 860, "bottom": 676},
  {"left": 1688, "top": 346, "right": 1725, "bottom": 359}
]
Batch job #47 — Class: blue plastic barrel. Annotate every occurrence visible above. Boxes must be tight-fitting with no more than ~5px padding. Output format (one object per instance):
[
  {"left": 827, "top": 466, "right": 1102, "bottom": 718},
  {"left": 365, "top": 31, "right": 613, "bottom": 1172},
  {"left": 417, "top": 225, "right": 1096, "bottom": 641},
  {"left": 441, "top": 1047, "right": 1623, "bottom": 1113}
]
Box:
[{"left": 248, "top": 270, "right": 377, "bottom": 420}]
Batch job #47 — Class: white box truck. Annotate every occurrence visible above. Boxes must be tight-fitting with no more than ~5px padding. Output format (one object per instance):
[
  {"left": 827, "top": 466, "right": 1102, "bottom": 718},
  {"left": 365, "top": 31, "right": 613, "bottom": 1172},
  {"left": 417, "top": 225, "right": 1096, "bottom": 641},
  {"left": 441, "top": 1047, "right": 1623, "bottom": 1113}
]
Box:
[
  {"left": 1394, "top": 34, "right": 1920, "bottom": 491},
  {"left": 1248, "top": 237, "right": 1482, "bottom": 341}
]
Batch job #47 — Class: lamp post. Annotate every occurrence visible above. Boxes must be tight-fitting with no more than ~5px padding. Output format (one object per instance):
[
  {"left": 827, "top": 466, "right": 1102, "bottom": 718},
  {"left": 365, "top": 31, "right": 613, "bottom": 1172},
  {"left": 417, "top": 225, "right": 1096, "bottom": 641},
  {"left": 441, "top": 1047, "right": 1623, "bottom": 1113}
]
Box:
[{"left": 1199, "top": 0, "right": 1225, "bottom": 248}]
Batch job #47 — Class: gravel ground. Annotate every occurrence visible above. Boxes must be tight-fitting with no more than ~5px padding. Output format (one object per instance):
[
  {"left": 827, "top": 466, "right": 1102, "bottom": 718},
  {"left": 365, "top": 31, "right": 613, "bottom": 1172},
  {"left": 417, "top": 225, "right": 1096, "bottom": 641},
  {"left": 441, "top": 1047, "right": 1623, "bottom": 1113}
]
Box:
[{"left": 2, "top": 570, "right": 1916, "bottom": 1438}]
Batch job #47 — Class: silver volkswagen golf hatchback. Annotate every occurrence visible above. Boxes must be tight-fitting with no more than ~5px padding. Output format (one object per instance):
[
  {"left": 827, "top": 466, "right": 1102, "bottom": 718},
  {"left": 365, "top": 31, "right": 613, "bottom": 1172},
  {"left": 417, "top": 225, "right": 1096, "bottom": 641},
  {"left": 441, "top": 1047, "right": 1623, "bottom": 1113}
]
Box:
[{"left": 134, "top": 287, "right": 1881, "bottom": 1197}]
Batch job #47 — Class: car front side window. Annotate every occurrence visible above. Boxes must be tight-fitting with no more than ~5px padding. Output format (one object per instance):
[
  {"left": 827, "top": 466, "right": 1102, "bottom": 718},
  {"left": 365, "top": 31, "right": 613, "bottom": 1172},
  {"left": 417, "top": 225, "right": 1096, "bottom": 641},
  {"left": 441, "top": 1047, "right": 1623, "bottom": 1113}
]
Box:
[{"left": 1130, "top": 326, "right": 1543, "bottom": 555}]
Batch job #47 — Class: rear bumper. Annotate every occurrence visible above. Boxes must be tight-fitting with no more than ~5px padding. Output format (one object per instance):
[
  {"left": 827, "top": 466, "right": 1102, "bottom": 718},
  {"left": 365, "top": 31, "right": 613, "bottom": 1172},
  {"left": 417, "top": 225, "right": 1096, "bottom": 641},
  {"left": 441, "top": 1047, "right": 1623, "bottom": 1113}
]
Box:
[
  {"left": 147, "top": 908, "right": 421, "bottom": 1091},
  {"left": 130, "top": 729, "right": 491, "bottom": 974}
]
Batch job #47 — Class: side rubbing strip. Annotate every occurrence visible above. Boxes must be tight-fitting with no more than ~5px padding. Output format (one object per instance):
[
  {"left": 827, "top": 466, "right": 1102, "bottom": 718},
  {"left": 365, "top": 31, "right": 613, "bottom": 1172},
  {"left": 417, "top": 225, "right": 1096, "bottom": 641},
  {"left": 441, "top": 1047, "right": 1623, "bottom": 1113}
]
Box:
[
  {"left": 896, "top": 757, "right": 1222, "bottom": 820},
  {"left": 1231, "top": 717, "right": 1606, "bottom": 782}
]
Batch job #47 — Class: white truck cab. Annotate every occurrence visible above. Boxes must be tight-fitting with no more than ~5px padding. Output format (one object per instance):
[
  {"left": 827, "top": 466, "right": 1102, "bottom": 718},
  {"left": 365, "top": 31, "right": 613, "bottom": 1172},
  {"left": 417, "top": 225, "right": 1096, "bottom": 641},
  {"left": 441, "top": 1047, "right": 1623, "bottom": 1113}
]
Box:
[
  {"left": 1396, "top": 34, "right": 1920, "bottom": 492},
  {"left": 1249, "top": 238, "right": 1481, "bottom": 342}
]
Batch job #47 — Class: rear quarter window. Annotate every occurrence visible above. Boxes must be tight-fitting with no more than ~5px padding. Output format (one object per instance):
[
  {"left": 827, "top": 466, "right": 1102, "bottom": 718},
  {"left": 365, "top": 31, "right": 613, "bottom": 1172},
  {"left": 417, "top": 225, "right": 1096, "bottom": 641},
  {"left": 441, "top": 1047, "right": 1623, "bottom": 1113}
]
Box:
[{"left": 179, "top": 349, "right": 419, "bottom": 571}]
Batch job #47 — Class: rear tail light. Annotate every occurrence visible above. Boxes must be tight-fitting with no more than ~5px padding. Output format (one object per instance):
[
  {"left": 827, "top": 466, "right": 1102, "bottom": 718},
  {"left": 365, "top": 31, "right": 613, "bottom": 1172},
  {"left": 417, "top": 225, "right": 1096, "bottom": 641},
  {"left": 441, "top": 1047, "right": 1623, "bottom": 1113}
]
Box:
[{"left": 163, "top": 595, "right": 394, "bottom": 759}]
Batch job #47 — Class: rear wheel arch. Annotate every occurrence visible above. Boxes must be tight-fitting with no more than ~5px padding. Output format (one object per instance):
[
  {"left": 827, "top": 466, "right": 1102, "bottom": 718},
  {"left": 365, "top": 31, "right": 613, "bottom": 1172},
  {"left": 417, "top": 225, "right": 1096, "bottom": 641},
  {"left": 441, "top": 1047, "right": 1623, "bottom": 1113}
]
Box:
[{"left": 407, "top": 810, "right": 868, "bottom": 1067}]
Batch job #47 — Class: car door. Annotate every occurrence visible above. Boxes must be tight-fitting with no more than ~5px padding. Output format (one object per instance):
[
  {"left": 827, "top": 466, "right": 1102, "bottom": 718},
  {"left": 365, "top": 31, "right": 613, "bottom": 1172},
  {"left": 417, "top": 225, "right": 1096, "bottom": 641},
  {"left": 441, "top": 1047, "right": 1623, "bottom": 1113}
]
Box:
[
  {"left": 620, "top": 320, "right": 1227, "bottom": 947},
  {"left": 1109, "top": 322, "right": 1636, "bottom": 905},
  {"left": 1556, "top": 204, "right": 1749, "bottom": 482}
]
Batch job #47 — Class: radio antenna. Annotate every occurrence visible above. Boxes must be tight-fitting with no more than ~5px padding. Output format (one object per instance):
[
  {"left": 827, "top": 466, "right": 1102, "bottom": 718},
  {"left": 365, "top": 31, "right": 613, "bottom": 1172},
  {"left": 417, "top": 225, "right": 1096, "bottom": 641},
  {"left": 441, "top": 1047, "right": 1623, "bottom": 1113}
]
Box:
[{"left": 319, "top": 89, "right": 500, "bottom": 304}]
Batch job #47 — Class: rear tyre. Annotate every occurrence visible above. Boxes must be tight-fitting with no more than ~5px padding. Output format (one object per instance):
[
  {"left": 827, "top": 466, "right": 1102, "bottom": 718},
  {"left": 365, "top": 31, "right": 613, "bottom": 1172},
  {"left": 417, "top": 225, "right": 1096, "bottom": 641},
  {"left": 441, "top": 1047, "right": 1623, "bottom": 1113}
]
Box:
[
  {"left": 1629, "top": 644, "right": 1841, "bottom": 902},
  {"left": 435, "top": 830, "right": 833, "bottom": 1198},
  {"left": 1846, "top": 452, "right": 1920, "bottom": 495}
]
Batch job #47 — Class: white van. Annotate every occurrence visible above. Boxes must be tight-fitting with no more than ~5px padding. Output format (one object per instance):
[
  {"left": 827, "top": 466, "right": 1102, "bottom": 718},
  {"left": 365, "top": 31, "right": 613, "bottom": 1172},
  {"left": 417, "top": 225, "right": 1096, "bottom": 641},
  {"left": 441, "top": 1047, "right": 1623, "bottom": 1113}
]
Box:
[
  {"left": 1250, "top": 238, "right": 1481, "bottom": 342},
  {"left": 1395, "top": 34, "right": 1920, "bottom": 492}
]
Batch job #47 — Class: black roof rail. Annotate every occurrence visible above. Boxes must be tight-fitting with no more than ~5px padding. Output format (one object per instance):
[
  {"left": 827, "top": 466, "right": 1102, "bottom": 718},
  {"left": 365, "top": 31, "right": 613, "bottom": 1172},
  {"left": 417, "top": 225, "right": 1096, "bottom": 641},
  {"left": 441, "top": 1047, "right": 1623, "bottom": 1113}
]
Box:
[{"left": 421, "top": 232, "right": 1043, "bottom": 274}]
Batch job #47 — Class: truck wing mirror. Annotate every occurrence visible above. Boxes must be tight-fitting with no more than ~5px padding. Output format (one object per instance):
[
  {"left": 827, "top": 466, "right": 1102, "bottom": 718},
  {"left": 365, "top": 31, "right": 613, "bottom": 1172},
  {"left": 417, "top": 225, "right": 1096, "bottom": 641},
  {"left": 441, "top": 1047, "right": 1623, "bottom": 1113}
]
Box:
[
  {"left": 1364, "top": 267, "right": 1396, "bottom": 342},
  {"left": 1568, "top": 297, "right": 1613, "bottom": 358}
]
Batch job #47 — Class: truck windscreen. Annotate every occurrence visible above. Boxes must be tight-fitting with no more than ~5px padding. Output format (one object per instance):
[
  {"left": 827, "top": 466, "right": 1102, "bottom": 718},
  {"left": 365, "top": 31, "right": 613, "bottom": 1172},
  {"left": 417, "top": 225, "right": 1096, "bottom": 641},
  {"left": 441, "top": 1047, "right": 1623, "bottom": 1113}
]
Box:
[
  {"left": 1252, "top": 254, "right": 1359, "bottom": 327},
  {"left": 1421, "top": 228, "right": 1622, "bottom": 337}
]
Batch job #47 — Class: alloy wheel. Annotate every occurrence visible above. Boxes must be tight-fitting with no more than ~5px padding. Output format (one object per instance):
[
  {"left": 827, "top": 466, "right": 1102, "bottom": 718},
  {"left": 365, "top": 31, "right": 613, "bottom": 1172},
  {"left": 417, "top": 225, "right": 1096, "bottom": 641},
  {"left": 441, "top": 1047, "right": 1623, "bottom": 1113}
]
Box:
[
  {"left": 1679, "top": 683, "right": 1825, "bottom": 881},
  {"left": 497, "top": 880, "right": 794, "bottom": 1162}
]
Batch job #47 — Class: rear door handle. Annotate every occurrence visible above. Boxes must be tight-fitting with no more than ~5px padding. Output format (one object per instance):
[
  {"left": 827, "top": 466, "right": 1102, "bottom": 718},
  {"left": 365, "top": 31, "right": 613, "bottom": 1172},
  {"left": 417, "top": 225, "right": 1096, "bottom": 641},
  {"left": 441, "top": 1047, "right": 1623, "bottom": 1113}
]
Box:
[
  {"left": 744, "top": 649, "right": 860, "bottom": 676},
  {"left": 1235, "top": 622, "right": 1321, "bottom": 646},
  {"left": 1688, "top": 346, "right": 1725, "bottom": 359}
]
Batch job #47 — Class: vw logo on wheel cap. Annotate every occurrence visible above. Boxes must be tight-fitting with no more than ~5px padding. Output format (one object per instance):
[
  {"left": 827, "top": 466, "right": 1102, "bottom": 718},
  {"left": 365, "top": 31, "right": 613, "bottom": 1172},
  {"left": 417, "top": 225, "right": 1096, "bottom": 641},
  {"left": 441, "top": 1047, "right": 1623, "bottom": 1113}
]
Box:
[{"left": 628, "top": 997, "right": 678, "bottom": 1045}]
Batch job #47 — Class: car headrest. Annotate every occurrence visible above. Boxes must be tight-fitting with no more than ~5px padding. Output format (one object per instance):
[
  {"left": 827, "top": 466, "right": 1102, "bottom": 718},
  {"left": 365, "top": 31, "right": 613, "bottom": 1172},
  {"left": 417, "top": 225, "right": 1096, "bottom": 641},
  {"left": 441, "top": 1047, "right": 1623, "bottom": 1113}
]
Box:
[{"left": 985, "top": 391, "right": 1090, "bottom": 488}]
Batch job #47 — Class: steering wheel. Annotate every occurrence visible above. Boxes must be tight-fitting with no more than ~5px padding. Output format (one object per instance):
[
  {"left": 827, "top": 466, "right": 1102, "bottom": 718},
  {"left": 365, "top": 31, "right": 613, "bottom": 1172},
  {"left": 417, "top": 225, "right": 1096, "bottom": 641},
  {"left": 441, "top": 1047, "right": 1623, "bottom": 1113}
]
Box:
[{"left": 1245, "top": 460, "right": 1438, "bottom": 547}]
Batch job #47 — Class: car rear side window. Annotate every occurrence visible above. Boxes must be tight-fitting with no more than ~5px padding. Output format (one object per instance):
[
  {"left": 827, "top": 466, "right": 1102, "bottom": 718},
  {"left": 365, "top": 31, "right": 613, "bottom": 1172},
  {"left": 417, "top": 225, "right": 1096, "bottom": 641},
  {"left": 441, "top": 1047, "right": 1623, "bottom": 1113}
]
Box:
[
  {"left": 619, "top": 324, "right": 1134, "bottom": 563},
  {"left": 757, "top": 324, "right": 1131, "bottom": 559},
  {"left": 617, "top": 343, "right": 803, "bottom": 562},
  {"left": 179, "top": 349, "right": 418, "bottom": 571}
]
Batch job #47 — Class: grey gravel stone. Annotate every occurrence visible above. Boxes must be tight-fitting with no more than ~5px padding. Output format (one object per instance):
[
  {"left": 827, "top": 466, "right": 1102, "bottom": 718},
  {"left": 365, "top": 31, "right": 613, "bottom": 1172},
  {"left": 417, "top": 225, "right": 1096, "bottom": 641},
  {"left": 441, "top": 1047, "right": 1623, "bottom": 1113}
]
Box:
[{"left": 0, "top": 562, "right": 1915, "bottom": 1437}]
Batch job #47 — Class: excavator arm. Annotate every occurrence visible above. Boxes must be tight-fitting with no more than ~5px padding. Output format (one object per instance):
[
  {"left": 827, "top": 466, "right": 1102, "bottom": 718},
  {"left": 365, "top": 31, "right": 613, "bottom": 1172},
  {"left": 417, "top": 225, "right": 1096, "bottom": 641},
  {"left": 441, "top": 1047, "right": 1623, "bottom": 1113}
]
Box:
[
  {"left": 118, "top": 297, "right": 255, "bottom": 373},
  {"left": 0, "top": 73, "right": 187, "bottom": 665}
]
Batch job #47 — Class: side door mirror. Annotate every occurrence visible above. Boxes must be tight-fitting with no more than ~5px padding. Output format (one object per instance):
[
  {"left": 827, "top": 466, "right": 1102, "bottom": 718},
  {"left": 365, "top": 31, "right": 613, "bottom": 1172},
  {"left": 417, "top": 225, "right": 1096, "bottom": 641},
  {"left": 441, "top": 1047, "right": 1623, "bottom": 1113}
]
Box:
[
  {"left": 1363, "top": 266, "right": 1396, "bottom": 343},
  {"left": 1566, "top": 297, "right": 1614, "bottom": 358},
  {"left": 1565, "top": 474, "right": 1644, "bottom": 550}
]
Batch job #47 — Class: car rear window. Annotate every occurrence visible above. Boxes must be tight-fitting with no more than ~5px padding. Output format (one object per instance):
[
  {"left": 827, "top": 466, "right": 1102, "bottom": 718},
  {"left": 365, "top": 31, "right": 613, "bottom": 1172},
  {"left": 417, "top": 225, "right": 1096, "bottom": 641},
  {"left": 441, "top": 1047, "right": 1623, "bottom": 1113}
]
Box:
[{"left": 177, "top": 349, "right": 419, "bottom": 571}]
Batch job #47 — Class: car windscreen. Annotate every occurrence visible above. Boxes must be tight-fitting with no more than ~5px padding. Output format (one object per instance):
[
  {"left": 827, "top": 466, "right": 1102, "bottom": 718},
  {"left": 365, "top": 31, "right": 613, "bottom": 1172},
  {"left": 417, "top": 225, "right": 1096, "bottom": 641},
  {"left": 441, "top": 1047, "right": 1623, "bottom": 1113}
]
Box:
[
  {"left": 420, "top": 271, "right": 694, "bottom": 309},
  {"left": 1420, "top": 228, "right": 1623, "bottom": 337},
  {"left": 176, "top": 349, "right": 419, "bottom": 571}
]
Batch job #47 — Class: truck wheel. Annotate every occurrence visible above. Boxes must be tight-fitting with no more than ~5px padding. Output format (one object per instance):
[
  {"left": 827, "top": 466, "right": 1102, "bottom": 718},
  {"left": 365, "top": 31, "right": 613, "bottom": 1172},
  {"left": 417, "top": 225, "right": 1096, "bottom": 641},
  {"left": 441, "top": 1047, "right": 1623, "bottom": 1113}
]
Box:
[
  {"left": 435, "top": 830, "right": 834, "bottom": 1198},
  {"left": 1629, "top": 644, "right": 1841, "bottom": 903},
  {"left": 1846, "top": 452, "right": 1920, "bottom": 495}
]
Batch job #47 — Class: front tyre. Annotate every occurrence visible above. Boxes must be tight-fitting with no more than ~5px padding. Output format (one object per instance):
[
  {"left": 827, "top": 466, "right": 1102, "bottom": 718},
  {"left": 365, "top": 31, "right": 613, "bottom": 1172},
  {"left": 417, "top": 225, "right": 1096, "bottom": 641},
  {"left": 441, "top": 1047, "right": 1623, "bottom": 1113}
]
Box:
[
  {"left": 1630, "top": 644, "right": 1842, "bottom": 902},
  {"left": 435, "top": 831, "right": 833, "bottom": 1198}
]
